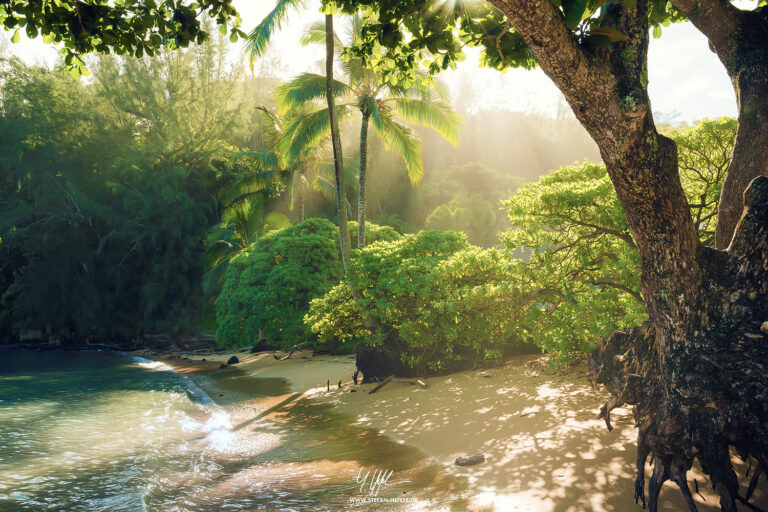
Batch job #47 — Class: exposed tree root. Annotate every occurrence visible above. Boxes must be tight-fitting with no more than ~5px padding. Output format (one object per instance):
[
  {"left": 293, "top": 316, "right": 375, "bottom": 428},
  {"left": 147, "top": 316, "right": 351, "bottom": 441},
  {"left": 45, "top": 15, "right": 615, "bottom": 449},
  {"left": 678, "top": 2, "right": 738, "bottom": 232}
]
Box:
[{"left": 589, "top": 177, "right": 768, "bottom": 511}]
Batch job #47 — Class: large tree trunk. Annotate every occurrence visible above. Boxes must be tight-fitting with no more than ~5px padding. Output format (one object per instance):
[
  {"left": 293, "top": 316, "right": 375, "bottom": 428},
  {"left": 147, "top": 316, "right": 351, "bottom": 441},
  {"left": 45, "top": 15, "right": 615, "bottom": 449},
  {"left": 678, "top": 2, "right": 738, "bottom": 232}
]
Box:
[
  {"left": 486, "top": 0, "right": 768, "bottom": 508},
  {"left": 357, "top": 110, "right": 370, "bottom": 249},
  {"left": 590, "top": 177, "right": 768, "bottom": 511},
  {"left": 663, "top": 1, "right": 768, "bottom": 249},
  {"left": 717, "top": 62, "right": 768, "bottom": 249},
  {"left": 324, "top": 14, "right": 352, "bottom": 272}
]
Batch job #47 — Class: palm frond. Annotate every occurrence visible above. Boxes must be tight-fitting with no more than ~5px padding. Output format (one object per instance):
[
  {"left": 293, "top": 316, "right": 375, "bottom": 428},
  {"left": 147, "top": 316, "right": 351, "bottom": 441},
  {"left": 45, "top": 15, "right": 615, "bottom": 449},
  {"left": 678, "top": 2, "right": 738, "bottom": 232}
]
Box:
[
  {"left": 219, "top": 171, "right": 280, "bottom": 207},
  {"left": 245, "top": 0, "right": 307, "bottom": 64},
  {"left": 230, "top": 148, "right": 280, "bottom": 170},
  {"left": 278, "top": 105, "right": 351, "bottom": 163},
  {"left": 392, "top": 98, "right": 461, "bottom": 146},
  {"left": 255, "top": 106, "right": 282, "bottom": 133},
  {"left": 276, "top": 73, "right": 351, "bottom": 111},
  {"left": 300, "top": 20, "right": 343, "bottom": 48},
  {"left": 312, "top": 175, "right": 354, "bottom": 216},
  {"left": 316, "top": 157, "right": 360, "bottom": 188},
  {"left": 376, "top": 114, "right": 424, "bottom": 184},
  {"left": 263, "top": 212, "right": 292, "bottom": 233}
]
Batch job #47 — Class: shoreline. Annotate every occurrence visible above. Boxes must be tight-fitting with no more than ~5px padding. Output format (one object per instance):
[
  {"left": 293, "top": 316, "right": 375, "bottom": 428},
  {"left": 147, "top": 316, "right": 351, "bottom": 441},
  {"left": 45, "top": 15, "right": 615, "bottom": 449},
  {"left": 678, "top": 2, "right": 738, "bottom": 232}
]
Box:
[
  {"left": 6, "top": 345, "right": 765, "bottom": 510},
  {"left": 151, "top": 348, "right": 768, "bottom": 511}
]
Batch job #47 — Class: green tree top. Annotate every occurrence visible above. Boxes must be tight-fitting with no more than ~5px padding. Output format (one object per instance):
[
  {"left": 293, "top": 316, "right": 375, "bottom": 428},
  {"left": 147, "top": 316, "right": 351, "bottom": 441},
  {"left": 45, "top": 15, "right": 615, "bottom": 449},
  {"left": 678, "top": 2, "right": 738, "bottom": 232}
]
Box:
[{"left": 0, "top": 0, "right": 243, "bottom": 75}]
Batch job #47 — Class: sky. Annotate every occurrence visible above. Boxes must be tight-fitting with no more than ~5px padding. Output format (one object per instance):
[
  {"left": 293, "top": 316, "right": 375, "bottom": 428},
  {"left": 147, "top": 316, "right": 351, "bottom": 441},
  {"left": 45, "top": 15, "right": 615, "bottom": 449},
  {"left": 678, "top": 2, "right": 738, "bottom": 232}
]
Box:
[{"left": 2, "top": 0, "right": 736, "bottom": 123}]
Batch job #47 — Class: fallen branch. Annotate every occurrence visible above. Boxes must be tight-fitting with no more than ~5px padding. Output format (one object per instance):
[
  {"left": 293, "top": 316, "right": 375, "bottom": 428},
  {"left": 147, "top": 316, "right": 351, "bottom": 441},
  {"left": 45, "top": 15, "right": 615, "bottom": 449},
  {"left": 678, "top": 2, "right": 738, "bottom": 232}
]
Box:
[
  {"left": 272, "top": 343, "right": 306, "bottom": 361},
  {"left": 368, "top": 375, "right": 428, "bottom": 394}
]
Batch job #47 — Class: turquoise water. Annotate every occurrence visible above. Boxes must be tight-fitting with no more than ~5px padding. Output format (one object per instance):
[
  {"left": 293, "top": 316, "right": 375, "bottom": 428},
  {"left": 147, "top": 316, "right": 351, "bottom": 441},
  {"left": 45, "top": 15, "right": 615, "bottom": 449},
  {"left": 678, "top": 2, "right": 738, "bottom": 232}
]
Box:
[{"left": 0, "top": 350, "right": 461, "bottom": 511}]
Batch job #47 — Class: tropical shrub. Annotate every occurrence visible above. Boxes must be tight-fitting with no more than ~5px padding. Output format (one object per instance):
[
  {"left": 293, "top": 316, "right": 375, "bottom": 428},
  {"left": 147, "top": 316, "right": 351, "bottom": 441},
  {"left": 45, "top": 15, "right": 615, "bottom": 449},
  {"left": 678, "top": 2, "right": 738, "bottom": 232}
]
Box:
[
  {"left": 502, "top": 161, "right": 646, "bottom": 361},
  {"left": 501, "top": 118, "right": 735, "bottom": 360},
  {"left": 215, "top": 218, "right": 399, "bottom": 348},
  {"left": 307, "top": 118, "right": 736, "bottom": 367},
  {"left": 306, "top": 230, "right": 526, "bottom": 372}
]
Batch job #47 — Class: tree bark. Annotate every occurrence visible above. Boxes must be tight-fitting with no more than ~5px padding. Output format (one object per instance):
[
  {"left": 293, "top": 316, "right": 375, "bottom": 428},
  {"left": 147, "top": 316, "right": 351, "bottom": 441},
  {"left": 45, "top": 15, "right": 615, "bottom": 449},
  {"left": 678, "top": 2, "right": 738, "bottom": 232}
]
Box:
[
  {"left": 591, "top": 178, "right": 768, "bottom": 510},
  {"left": 718, "top": 67, "right": 768, "bottom": 249},
  {"left": 485, "top": 0, "right": 768, "bottom": 508},
  {"left": 298, "top": 167, "right": 306, "bottom": 222},
  {"left": 324, "top": 14, "right": 352, "bottom": 273},
  {"left": 666, "top": 0, "right": 768, "bottom": 249},
  {"left": 357, "top": 110, "right": 370, "bottom": 249}
]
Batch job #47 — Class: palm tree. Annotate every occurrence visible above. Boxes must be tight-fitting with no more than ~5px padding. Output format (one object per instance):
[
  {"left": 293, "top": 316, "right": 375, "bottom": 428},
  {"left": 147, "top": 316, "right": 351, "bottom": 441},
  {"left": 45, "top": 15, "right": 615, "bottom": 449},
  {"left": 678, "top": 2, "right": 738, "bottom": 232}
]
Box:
[
  {"left": 277, "top": 16, "right": 462, "bottom": 247},
  {"left": 202, "top": 194, "right": 290, "bottom": 295},
  {"left": 245, "top": 3, "right": 355, "bottom": 272},
  {"left": 245, "top": 105, "right": 316, "bottom": 222}
]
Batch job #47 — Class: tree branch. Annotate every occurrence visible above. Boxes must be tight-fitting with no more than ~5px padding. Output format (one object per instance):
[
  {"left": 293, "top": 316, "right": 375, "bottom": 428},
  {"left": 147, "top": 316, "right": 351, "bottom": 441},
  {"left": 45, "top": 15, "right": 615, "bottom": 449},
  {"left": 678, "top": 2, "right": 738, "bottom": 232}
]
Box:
[{"left": 668, "top": 0, "right": 742, "bottom": 50}]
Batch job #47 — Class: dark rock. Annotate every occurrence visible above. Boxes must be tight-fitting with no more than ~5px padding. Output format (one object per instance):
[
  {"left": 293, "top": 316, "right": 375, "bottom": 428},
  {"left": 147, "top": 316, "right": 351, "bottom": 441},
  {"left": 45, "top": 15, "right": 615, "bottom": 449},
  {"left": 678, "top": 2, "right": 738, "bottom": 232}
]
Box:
[
  {"left": 219, "top": 364, "right": 227, "bottom": 369},
  {"left": 455, "top": 455, "right": 485, "bottom": 466},
  {"left": 227, "top": 356, "right": 239, "bottom": 365},
  {"left": 250, "top": 340, "right": 274, "bottom": 353},
  {"left": 355, "top": 335, "right": 419, "bottom": 382},
  {"left": 349, "top": 389, "right": 357, "bottom": 393}
]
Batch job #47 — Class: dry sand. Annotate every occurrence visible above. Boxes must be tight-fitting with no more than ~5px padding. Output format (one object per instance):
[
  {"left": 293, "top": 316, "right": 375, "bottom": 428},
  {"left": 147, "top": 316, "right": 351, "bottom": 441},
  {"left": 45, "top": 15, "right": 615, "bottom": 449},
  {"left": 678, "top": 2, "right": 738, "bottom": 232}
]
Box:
[{"left": 156, "top": 349, "right": 767, "bottom": 512}]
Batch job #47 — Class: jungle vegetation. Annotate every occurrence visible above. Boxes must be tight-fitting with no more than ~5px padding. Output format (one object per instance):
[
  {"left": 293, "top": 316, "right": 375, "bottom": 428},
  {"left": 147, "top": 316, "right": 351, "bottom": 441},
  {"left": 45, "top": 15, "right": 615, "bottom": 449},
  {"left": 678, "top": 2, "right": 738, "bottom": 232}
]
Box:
[{"left": 2, "top": 1, "right": 766, "bottom": 508}]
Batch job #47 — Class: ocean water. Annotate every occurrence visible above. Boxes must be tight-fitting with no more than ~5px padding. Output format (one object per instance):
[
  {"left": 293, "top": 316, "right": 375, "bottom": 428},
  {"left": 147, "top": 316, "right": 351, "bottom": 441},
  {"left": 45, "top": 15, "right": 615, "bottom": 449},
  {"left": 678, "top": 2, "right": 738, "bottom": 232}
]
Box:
[{"left": 0, "top": 350, "right": 462, "bottom": 512}]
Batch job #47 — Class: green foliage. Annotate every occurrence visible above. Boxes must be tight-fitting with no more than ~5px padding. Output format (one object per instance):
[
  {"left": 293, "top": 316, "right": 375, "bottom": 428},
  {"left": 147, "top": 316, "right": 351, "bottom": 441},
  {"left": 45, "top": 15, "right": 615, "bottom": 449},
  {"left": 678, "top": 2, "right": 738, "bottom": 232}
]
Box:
[
  {"left": 416, "top": 162, "right": 526, "bottom": 246},
  {"left": 308, "top": 118, "right": 736, "bottom": 367},
  {"left": 668, "top": 117, "right": 736, "bottom": 243},
  {"left": 503, "top": 161, "right": 645, "bottom": 361},
  {"left": 329, "top": 0, "right": 689, "bottom": 85},
  {"left": 306, "top": 230, "right": 523, "bottom": 371},
  {"left": 0, "top": 36, "right": 266, "bottom": 339},
  {"left": 215, "top": 218, "right": 399, "bottom": 349},
  {"left": 203, "top": 195, "right": 291, "bottom": 296},
  {"left": 0, "top": 0, "right": 243, "bottom": 74},
  {"left": 500, "top": 118, "right": 735, "bottom": 360}
]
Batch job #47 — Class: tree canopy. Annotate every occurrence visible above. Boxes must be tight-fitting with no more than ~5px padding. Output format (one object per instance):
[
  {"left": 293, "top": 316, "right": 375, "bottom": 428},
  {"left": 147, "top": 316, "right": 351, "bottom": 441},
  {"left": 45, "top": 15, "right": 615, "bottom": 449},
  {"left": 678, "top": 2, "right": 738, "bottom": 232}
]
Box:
[{"left": 0, "top": 0, "right": 243, "bottom": 75}]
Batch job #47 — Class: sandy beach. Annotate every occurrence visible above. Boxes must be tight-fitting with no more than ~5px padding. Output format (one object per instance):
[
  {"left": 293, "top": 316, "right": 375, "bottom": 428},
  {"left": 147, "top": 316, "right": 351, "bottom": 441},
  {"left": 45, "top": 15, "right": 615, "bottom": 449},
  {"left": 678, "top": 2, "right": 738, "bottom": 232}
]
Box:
[{"left": 151, "top": 349, "right": 767, "bottom": 511}]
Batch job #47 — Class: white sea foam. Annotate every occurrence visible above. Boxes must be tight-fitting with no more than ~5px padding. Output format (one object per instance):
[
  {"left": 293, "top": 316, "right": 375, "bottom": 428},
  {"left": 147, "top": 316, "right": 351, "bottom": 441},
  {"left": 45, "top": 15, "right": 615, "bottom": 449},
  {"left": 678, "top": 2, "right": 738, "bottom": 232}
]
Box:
[{"left": 130, "top": 355, "right": 213, "bottom": 404}]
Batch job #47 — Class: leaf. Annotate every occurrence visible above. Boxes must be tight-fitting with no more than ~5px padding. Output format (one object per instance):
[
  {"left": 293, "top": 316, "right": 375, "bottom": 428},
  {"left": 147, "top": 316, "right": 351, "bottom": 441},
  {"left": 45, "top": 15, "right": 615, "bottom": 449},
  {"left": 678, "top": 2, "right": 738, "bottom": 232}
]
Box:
[
  {"left": 589, "top": 26, "right": 629, "bottom": 43},
  {"left": 10, "top": 29, "right": 19, "bottom": 44},
  {"left": 563, "top": 0, "right": 587, "bottom": 30},
  {"left": 275, "top": 73, "right": 351, "bottom": 110},
  {"left": 244, "top": 0, "right": 307, "bottom": 62}
]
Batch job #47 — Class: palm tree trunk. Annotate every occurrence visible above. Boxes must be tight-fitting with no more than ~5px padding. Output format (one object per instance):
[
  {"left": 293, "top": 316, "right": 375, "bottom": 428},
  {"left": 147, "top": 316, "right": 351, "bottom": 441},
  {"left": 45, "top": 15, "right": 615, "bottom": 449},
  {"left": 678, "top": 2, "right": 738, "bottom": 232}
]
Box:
[
  {"left": 324, "top": 14, "right": 351, "bottom": 273},
  {"left": 298, "top": 167, "right": 306, "bottom": 222},
  {"left": 324, "top": 15, "right": 381, "bottom": 340},
  {"left": 357, "top": 111, "right": 370, "bottom": 249},
  {"left": 298, "top": 185, "right": 305, "bottom": 222}
]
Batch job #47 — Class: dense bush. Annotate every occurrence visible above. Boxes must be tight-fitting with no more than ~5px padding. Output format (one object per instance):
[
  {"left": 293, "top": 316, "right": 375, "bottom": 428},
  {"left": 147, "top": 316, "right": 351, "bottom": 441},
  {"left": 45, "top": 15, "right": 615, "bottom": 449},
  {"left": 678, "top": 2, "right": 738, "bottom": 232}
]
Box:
[
  {"left": 502, "top": 162, "right": 646, "bottom": 361},
  {"left": 501, "top": 118, "right": 735, "bottom": 360},
  {"left": 308, "top": 118, "right": 736, "bottom": 367},
  {"left": 215, "top": 219, "right": 399, "bottom": 349},
  {"left": 0, "top": 58, "right": 231, "bottom": 338},
  {"left": 306, "top": 230, "right": 526, "bottom": 372}
]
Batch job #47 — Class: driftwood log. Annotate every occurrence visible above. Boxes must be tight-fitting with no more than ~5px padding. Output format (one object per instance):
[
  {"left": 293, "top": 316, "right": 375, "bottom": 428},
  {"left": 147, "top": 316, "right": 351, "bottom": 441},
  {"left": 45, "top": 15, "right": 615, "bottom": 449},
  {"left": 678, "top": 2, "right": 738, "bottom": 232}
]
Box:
[
  {"left": 272, "top": 343, "right": 305, "bottom": 361},
  {"left": 368, "top": 375, "right": 428, "bottom": 394}
]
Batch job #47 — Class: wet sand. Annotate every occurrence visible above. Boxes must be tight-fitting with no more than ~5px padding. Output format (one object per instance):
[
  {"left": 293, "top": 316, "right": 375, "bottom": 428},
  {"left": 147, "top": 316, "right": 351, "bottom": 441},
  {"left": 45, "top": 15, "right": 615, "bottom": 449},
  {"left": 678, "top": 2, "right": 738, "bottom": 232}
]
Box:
[{"left": 155, "top": 349, "right": 767, "bottom": 511}]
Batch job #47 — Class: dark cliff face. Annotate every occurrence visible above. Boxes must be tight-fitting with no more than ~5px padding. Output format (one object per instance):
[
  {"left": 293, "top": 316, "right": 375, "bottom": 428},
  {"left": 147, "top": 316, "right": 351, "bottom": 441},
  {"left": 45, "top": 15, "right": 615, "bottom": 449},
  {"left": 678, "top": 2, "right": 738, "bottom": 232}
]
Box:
[{"left": 0, "top": 329, "right": 218, "bottom": 352}]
